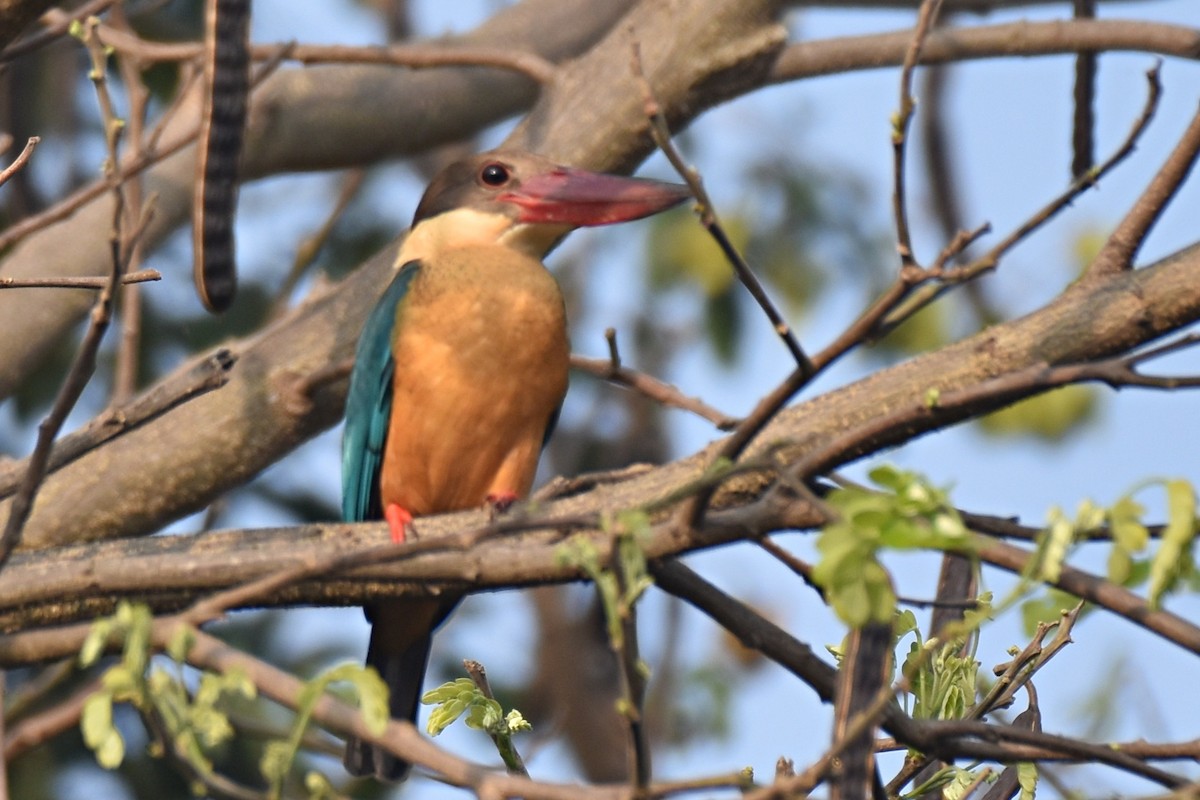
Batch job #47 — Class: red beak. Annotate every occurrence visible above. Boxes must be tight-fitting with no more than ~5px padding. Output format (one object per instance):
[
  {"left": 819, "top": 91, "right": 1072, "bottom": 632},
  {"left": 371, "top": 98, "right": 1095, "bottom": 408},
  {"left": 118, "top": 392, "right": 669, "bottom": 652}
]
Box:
[{"left": 502, "top": 166, "right": 690, "bottom": 227}]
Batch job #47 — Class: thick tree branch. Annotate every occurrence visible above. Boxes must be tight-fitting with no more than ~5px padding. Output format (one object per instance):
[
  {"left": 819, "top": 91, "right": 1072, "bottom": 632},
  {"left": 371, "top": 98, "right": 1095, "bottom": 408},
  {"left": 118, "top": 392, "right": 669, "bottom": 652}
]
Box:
[
  {"left": 7, "top": 236, "right": 1200, "bottom": 650},
  {"left": 770, "top": 18, "right": 1200, "bottom": 83}
]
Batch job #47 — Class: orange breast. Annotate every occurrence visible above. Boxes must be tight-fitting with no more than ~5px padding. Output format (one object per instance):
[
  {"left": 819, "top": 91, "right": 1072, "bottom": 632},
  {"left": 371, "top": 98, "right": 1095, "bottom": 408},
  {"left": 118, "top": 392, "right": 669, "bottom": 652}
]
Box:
[{"left": 379, "top": 245, "right": 569, "bottom": 517}]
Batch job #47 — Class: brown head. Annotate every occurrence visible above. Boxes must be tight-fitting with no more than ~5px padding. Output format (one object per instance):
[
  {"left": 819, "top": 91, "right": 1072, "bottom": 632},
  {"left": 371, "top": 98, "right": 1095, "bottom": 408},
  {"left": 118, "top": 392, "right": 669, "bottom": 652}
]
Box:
[{"left": 405, "top": 150, "right": 691, "bottom": 259}]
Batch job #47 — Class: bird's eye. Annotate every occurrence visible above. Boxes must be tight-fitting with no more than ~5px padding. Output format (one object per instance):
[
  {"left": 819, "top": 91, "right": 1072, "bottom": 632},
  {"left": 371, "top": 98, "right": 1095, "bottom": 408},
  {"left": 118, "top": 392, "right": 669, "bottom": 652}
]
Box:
[{"left": 480, "top": 163, "right": 510, "bottom": 187}]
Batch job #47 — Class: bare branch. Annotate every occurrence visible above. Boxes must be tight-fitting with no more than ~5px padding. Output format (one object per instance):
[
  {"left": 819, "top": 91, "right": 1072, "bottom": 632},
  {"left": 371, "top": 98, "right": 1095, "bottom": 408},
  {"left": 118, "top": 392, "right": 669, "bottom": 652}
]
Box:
[
  {"left": 0, "top": 268, "right": 160, "bottom": 290},
  {"left": 571, "top": 353, "right": 739, "bottom": 431},
  {"left": 0, "top": 21, "right": 127, "bottom": 571},
  {"left": 1089, "top": 97, "right": 1200, "bottom": 277},
  {"left": 877, "top": 64, "right": 1162, "bottom": 331},
  {"left": 52, "top": 11, "right": 560, "bottom": 85},
  {"left": 632, "top": 42, "right": 811, "bottom": 375},
  {"left": 463, "top": 660, "right": 530, "bottom": 778},
  {"left": 4, "top": 677, "right": 102, "bottom": 762},
  {"left": 0, "top": 136, "right": 37, "bottom": 188},
  {"left": 770, "top": 19, "right": 1200, "bottom": 84},
  {"left": 890, "top": 0, "right": 944, "bottom": 269}
]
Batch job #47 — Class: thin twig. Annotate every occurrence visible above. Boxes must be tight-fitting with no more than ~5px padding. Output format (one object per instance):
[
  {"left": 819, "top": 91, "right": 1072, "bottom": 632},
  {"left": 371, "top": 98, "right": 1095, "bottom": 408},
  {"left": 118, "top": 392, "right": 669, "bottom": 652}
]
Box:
[
  {"left": 0, "top": 42, "right": 293, "bottom": 255},
  {"left": 604, "top": 327, "right": 621, "bottom": 368},
  {"left": 656, "top": 559, "right": 1189, "bottom": 790},
  {"left": 0, "top": 21, "right": 128, "bottom": 572},
  {"left": 635, "top": 11, "right": 949, "bottom": 536},
  {"left": 768, "top": 18, "right": 1200, "bottom": 85},
  {"left": 782, "top": 335, "right": 1200, "bottom": 496},
  {"left": 890, "top": 0, "right": 944, "bottom": 269},
  {"left": 974, "top": 533, "right": 1200, "bottom": 656},
  {"left": 110, "top": 4, "right": 153, "bottom": 405},
  {"left": 40, "top": 11, "right": 558, "bottom": 84},
  {"left": 1088, "top": 92, "right": 1200, "bottom": 277},
  {"left": 808, "top": 227, "right": 989, "bottom": 371},
  {"left": 980, "top": 604, "right": 1081, "bottom": 715},
  {"left": 0, "top": 0, "right": 115, "bottom": 63},
  {"left": 2, "top": 660, "right": 75, "bottom": 724},
  {"left": 4, "top": 676, "right": 104, "bottom": 762},
  {"left": 571, "top": 353, "right": 738, "bottom": 431},
  {"left": 463, "top": 660, "right": 529, "bottom": 777},
  {"left": 631, "top": 41, "right": 813, "bottom": 376},
  {"left": 884, "top": 606, "right": 1080, "bottom": 795},
  {"left": 877, "top": 63, "right": 1164, "bottom": 332},
  {"left": 611, "top": 547, "right": 650, "bottom": 788},
  {"left": 0, "top": 137, "right": 38, "bottom": 188},
  {"left": 980, "top": 63, "right": 1161, "bottom": 278},
  {"left": 0, "top": 268, "right": 160, "bottom": 290}
]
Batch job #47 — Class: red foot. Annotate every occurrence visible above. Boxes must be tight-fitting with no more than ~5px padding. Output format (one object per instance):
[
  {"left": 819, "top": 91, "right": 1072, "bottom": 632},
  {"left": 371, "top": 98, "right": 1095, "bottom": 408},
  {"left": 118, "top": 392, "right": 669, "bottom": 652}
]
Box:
[
  {"left": 486, "top": 491, "right": 519, "bottom": 514},
  {"left": 385, "top": 504, "right": 414, "bottom": 543}
]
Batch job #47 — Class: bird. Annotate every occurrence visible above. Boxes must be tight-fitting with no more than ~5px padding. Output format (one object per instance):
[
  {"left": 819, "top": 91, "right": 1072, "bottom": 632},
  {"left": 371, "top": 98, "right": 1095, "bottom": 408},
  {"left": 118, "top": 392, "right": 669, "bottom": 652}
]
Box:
[{"left": 341, "top": 149, "right": 690, "bottom": 780}]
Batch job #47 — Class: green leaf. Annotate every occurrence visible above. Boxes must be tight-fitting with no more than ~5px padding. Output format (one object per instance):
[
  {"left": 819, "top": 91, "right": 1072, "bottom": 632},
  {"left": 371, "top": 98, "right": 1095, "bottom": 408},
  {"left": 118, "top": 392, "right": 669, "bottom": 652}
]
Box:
[
  {"left": 331, "top": 663, "right": 389, "bottom": 736},
  {"left": 81, "top": 692, "right": 114, "bottom": 748},
  {"left": 906, "top": 635, "right": 981, "bottom": 723},
  {"left": 119, "top": 602, "right": 154, "bottom": 678},
  {"left": 1030, "top": 507, "right": 1074, "bottom": 583},
  {"left": 167, "top": 625, "right": 195, "bottom": 663},
  {"left": 1108, "top": 493, "right": 1148, "bottom": 587},
  {"left": 217, "top": 666, "right": 258, "bottom": 702},
  {"left": 81, "top": 692, "right": 125, "bottom": 769},
  {"left": 893, "top": 609, "right": 920, "bottom": 642},
  {"left": 940, "top": 766, "right": 980, "bottom": 800},
  {"left": 817, "top": 467, "right": 969, "bottom": 628},
  {"left": 1017, "top": 762, "right": 1038, "bottom": 800},
  {"left": 80, "top": 617, "right": 113, "bottom": 667},
  {"left": 423, "top": 677, "right": 491, "bottom": 736},
  {"left": 422, "top": 676, "right": 476, "bottom": 704},
  {"left": 1107, "top": 547, "right": 1134, "bottom": 586},
  {"left": 100, "top": 664, "right": 139, "bottom": 701},
  {"left": 260, "top": 740, "right": 291, "bottom": 785},
  {"left": 260, "top": 662, "right": 389, "bottom": 795},
  {"left": 303, "top": 770, "right": 341, "bottom": 800},
  {"left": 464, "top": 696, "right": 505, "bottom": 732},
  {"left": 1148, "top": 479, "right": 1197, "bottom": 607}
]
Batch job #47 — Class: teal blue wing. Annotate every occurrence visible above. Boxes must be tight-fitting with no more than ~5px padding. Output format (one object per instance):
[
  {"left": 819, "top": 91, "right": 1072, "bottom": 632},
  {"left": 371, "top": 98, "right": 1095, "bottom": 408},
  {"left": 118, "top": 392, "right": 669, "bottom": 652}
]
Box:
[{"left": 342, "top": 261, "right": 421, "bottom": 522}]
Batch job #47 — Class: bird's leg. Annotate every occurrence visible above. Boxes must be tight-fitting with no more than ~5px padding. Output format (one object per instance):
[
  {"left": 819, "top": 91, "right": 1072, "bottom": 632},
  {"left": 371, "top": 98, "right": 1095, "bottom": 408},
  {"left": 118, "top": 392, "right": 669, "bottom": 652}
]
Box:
[
  {"left": 385, "top": 503, "right": 414, "bottom": 543},
  {"left": 486, "top": 491, "right": 518, "bottom": 517}
]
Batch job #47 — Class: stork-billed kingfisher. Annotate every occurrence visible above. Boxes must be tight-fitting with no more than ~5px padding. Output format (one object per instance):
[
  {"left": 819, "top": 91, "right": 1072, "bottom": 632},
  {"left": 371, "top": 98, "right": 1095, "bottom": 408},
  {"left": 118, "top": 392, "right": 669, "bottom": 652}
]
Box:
[{"left": 342, "top": 150, "right": 689, "bottom": 780}]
